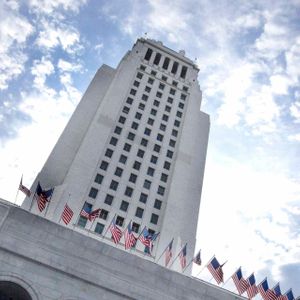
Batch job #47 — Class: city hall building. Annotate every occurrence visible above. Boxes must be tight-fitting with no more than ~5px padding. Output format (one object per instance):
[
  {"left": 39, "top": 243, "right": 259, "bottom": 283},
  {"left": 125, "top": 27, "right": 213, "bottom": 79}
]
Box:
[{"left": 0, "top": 38, "right": 245, "bottom": 299}]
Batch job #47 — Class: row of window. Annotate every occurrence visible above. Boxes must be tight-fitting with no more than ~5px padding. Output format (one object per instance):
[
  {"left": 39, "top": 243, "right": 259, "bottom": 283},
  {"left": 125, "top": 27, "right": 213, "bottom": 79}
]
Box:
[{"left": 144, "top": 48, "right": 188, "bottom": 79}]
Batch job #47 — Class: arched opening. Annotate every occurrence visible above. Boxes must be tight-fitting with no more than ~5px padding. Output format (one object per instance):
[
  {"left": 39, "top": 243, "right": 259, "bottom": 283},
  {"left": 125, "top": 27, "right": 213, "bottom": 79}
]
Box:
[{"left": 0, "top": 281, "right": 32, "bottom": 300}]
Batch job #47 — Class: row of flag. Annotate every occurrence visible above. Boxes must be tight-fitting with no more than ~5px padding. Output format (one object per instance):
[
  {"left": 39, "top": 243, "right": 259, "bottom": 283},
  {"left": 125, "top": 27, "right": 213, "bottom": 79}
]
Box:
[{"left": 18, "top": 179, "right": 297, "bottom": 300}]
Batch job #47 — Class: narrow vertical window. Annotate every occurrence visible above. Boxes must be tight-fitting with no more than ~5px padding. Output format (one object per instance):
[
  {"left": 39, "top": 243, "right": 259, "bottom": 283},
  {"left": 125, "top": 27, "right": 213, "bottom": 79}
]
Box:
[
  {"left": 163, "top": 57, "right": 170, "bottom": 70},
  {"left": 153, "top": 53, "right": 162, "bottom": 65},
  {"left": 171, "top": 61, "right": 179, "bottom": 74},
  {"left": 180, "top": 66, "right": 188, "bottom": 79},
  {"left": 145, "top": 48, "right": 153, "bottom": 61}
]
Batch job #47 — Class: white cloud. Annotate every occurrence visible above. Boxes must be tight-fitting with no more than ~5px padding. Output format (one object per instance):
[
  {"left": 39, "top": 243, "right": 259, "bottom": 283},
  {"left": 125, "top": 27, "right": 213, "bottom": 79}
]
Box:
[
  {"left": 288, "top": 133, "right": 300, "bottom": 142},
  {"left": 290, "top": 100, "right": 300, "bottom": 123},
  {"left": 269, "top": 74, "right": 290, "bottom": 95},
  {"left": 0, "top": 1, "right": 34, "bottom": 89},
  {"left": 31, "top": 57, "right": 55, "bottom": 90}
]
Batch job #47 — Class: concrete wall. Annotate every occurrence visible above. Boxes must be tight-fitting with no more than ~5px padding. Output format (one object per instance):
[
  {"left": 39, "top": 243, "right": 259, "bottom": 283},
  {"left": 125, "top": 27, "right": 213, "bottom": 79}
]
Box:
[{"left": 0, "top": 200, "right": 245, "bottom": 300}]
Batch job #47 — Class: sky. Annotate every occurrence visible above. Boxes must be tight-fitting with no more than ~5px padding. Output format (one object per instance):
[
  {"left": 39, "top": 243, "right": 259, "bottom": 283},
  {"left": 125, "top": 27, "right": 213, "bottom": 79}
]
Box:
[{"left": 0, "top": 0, "right": 300, "bottom": 297}]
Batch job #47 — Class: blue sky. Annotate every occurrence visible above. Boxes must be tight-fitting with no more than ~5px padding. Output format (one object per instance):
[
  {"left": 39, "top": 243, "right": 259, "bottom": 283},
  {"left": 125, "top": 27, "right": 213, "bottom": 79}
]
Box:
[{"left": 0, "top": 0, "right": 300, "bottom": 297}]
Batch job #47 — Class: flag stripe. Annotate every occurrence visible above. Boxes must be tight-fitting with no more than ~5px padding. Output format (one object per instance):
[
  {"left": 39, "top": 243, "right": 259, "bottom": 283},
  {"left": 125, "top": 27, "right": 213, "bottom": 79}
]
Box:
[{"left": 62, "top": 204, "right": 74, "bottom": 224}]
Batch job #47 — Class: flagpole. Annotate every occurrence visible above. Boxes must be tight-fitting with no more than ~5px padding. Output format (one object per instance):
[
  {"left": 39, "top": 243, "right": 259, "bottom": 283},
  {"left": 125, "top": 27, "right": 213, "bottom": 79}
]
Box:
[
  {"left": 183, "top": 258, "right": 194, "bottom": 273},
  {"left": 195, "top": 255, "right": 215, "bottom": 278},
  {"left": 14, "top": 187, "right": 20, "bottom": 205},
  {"left": 169, "top": 245, "right": 183, "bottom": 269},
  {"left": 102, "top": 214, "right": 116, "bottom": 240},
  {"left": 155, "top": 238, "right": 174, "bottom": 264},
  {"left": 153, "top": 231, "right": 161, "bottom": 259},
  {"left": 44, "top": 187, "right": 54, "bottom": 217}
]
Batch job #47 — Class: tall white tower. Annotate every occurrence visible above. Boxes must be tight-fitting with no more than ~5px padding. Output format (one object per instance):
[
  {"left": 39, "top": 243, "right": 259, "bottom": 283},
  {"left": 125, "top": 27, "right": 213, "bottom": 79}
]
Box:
[{"left": 22, "top": 38, "right": 210, "bottom": 269}]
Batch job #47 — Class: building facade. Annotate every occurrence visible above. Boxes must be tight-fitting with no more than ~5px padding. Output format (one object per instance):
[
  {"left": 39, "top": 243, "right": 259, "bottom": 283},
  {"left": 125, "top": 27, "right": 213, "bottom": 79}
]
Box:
[{"left": 22, "top": 38, "right": 210, "bottom": 269}]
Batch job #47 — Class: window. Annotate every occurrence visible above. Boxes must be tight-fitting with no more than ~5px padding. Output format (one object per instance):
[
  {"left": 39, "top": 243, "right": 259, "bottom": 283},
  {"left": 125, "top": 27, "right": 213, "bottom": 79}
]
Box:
[
  {"left": 94, "top": 223, "right": 105, "bottom": 235},
  {"left": 179, "top": 102, "right": 184, "bottom": 109},
  {"left": 164, "top": 161, "right": 171, "bottom": 170},
  {"left": 110, "top": 136, "right": 118, "bottom": 146},
  {"left": 147, "top": 118, "right": 154, "bottom": 125},
  {"left": 154, "top": 199, "right": 162, "bottom": 210},
  {"left": 167, "top": 97, "right": 173, "bottom": 104},
  {"left": 126, "top": 97, "right": 134, "bottom": 104},
  {"left": 133, "top": 81, "right": 140, "bottom": 88},
  {"left": 180, "top": 94, "right": 187, "bottom": 101},
  {"left": 162, "top": 114, "right": 169, "bottom": 122},
  {"left": 161, "top": 173, "right": 168, "bottom": 183},
  {"left": 104, "top": 194, "right": 114, "bottom": 205},
  {"left": 100, "top": 161, "right": 109, "bottom": 170},
  {"left": 122, "top": 143, "right": 131, "bottom": 153},
  {"left": 110, "top": 180, "right": 119, "bottom": 191},
  {"left": 174, "top": 120, "right": 180, "bottom": 127},
  {"left": 147, "top": 167, "right": 155, "bottom": 176},
  {"left": 150, "top": 213, "right": 159, "bottom": 224},
  {"left": 125, "top": 186, "right": 133, "bottom": 197},
  {"left": 120, "top": 201, "right": 129, "bottom": 212},
  {"left": 163, "top": 57, "right": 170, "bottom": 70},
  {"left": 156, "top": 91, "right": 162, "bottom": 98},
  {"left": 153, "top": 144, "right": 161, "bottom": 153},
  {"left": 162, "top": 75, "right": 167, "bottom": 81},
  {"left": 172, "top": 129, "right": 178, "bottom": 137},
  {"left": 157, "top": 186, "right": 165, "bottom": 196},
  {"left": 180, "top": 66, "right": 188, "bottom": 79},
  {"left": 169, "top": 139, "right": 176, "bottom": 147},
  {"left": 78, "top": 216, "right": 87, "bottom": 228},
  {"left": 114, "top": 126, "right": 122, "bottom": 135},
  {"left": 144, "top": 179, "right": 151, "bottom": 189},
  {"left": 157, "top": 134, "right": 163, "bottom": 142},
  {"left": 133, "top": 161, "right": 141, "bottom": 170},
  {"left": 129, "top": 173, "right": 137, "bottom": 183},
  {"left": 127, "top": 132, "right": 135, "bottom": 141},
  {"left": 89, "top": 187, "right": 98, "bottom": 199},
  {"left": 122, "top": 106, "right": 130, "bottom": 114},
  {"left": 115, "top": 167, "right": 123, "bottom": 177},
  {"left": 160, "top": 123, "right": 166, "bottom": 131},
  {"left": 138, "top": 103, "right": 145, "bottom": 110},
  {"left": 136, "top": 72, "right": 143, "bottom": 79},
  {"left": 142, "top": 94, "right": 148, "bottom": 101},
  {"left": 165, "top": 105, "right": 171, "bottom": 112},
  {"left": 159, "top": 83, "right": 165, "bottom": 90},
  {"left": 135, "top": 112, "right": 142, "bottom": 120},
  {"left": 148, "top": 77, "right": 154, "bottom": 84},
  {"left": 141, "top": 138, "right": 148, "bottom": 147},
  {"left": 119, "top": 154, "right": 127, "bottom": 164},
  {"left": 139, "top": 193, "right": 148, "bottom": 203},
  {"left": 153, "top": 99, "right": 160, "bottom": 107},
  {"left": 116, "top": 216, "right": 124, "bottom": 227},
  {"left": 151, "top": 155, "right": 158, "bottom": 164},
  {"left": 118, "top": 116, "right": 126, "bottom": 124},
  {"left": 170, "top": 88, "right": 176, "bottom": 95},
  {"left": 150, "top": 109, "right": 157, "bottom": 116},
  {"left": 137, "top": 149, "right": 145, "bottom": 158},
  {"left": 183, "top": 86, "right": 189, "bottom": 92},
  {"left": 153, "top": 53, "right": 161, "bottom": 65},
  {"left": 95, "top": 174, "right": 103, "bottom": 184},
  {"left": 172, "top": 80, "right": 178, "bottom": 87},
  {"left": 145, "top": 86, "right": 151, "bottom": 93},
  {"left": 130, "top": 89, "right": 136, "bottom": 96},
  {"left": 131, "top": 121, "right": 139, "bottom": 130},
  {"left": 144, "top": 48, "right": 153, "bottom": 60},
  {"left": 81, "top": 202, "right": 92, "bottom": 215},
  {"left": 132, "top": 222, "right": 140, "bottom": 233},
  {"left": 100, "top": 209, "right": 109, "bottom": 220},
  {"left": 151, "top": 70, "right": 157, "bottom": 76},
  {"left": 171, "top": 61, "right": 179, "bottom": 74},
  {"left": 140, "top": 64, "right": 146, "bottom": 70},
  {"left": 105, "top": 148, "right": 113, "bottom": 158},
  {"left": 167, "top": 150, "right": 173, "bottom": 158},
  {"left": 135, "top": 207, "right": 144, "bottom": 218},
  {"left": 144, "top": 128, "right": 151, "bottom": 136}
]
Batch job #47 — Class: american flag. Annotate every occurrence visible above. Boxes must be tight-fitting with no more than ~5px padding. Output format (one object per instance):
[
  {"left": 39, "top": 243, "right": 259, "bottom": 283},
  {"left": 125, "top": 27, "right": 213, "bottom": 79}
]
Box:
[
  {"left": 193, "top": 250, "right": 202, "bottom": 265},
  {"left": 246, "top": 273, "right": 258, "bottom": 299},
  {"left": 165, "top": 239, "right": 173, "bottom": 266},
  {"left": 285, "top": 289, "right": 295, "bottom": 300},
  {"left": 258, "top": 278, "right": 277, "bottom": 300},
  {"left": 124, "top": 221, "right": 136, "bottom": 249},
  {"left": 61, "top": 204, "right": 74, "bottom": 225},
  {"left": 207, "top": 257, "right": 224, "bottom": 284},
  {"left": 144, "top": 232, "right": 160, "bottom": 255},
  {"left": 80, "top": 208, "right": 90, "bottom": 219},
  {"left": 109, "top": 217, "right": 122, "bottom": 244},
  {"left": 232, "top": 267, "right": 249, "bottom": 295},
  {"left": 18, "top": 176, "right": 31, "bottom": 197},
  {"left": 35, "top": 182, "right": 53, "bottom": 212},
  {"left": 273, "top": 283, "right": 288, "bottom": 300},
  {"left": 138, "top": 227, "right": 151, "bottom": 247},
  {"left": 179, "top": 244, "right": 187, "bottom": 269}
]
